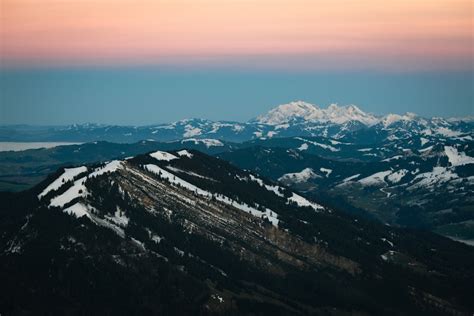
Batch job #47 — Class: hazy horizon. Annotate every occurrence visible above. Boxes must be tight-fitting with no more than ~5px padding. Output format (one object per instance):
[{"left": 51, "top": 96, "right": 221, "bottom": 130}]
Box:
[
  {"left": 1, "top": 67, "right": 472, "bottom": 126},
  {"left": 1, "top": 0, "right": 472, "bottom": 125}
]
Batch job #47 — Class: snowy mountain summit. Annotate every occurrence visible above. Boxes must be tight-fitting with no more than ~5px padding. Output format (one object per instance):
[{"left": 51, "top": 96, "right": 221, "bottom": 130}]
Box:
[
  {"left": 2, "top": 100, "right": 472, "bottom": 143},
  {"left": 255, "top": 101, "right": 379, "bottom": 125}
]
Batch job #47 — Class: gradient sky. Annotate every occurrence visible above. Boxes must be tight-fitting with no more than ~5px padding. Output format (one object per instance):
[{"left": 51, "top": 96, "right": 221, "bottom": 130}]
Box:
[{"left": 0, "top": 0, "right": 473, "bottom": 124}]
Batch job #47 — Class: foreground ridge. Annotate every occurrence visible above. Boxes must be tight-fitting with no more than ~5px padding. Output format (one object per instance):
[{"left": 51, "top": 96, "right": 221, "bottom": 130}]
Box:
[{"left": 1, "top": 149, "right": 473, "bottom": 314}]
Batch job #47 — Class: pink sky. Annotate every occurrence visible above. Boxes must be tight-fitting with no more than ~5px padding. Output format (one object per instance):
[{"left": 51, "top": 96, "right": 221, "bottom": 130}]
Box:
[{"left": 1, "top": 0, "right": 472, "bottom": 70}]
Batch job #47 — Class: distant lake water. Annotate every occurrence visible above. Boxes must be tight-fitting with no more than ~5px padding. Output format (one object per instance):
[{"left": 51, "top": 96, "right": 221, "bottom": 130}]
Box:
[{"left": 0, "top": 142, "right": 82, "bottom": 152}]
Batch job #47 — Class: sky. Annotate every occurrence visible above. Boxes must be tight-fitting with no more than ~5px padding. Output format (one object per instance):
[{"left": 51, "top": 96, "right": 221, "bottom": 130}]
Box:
[{"left": 1, "top": 0, "right": 473, "bottom": 124}]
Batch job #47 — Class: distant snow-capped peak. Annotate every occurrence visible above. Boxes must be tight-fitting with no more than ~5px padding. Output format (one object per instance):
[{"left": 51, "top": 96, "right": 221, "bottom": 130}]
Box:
[
  {"left": 381, "top": 112, "right": 418, "bottom": 127},
  {"left": 256, "top": 101, "right": 379, "bottom": 126},
  {"left": 324, "top": 104, "right": 379, "bottom": 125},
  {"left": 255, "top": 101, "right": 324, "bottom": 125}
]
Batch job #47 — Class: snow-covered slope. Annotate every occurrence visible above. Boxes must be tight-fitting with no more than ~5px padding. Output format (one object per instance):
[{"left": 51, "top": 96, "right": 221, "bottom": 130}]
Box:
[{"left": 37, "top": 150, "right": 327, "bottom": 230}]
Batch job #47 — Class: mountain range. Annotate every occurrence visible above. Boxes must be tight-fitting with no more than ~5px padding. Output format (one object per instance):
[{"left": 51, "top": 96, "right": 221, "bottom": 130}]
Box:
[
  {"left": 1, "top": 101, "right": 473, "bottom": 242},
  {"left": 1, "top": 101, "right": 473, "bottom": 143},
  {"left": 1, "top": 101, "right": 473, "bottom": 314},
  {"left": 2, "top": 149, "right": 473, "bottom": 314}
]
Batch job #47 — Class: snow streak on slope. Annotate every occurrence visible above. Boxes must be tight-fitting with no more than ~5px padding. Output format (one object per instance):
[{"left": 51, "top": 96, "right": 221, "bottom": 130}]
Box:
[
  {"left": 358, "top": 171, "right": 392, "bottom": 186},
  {"left": 144, "top": 164, "right": 280, "bottom": 226},
  {"left": 39, "top": 166, "right": 87, "bottom": 198},
  {"left": 89, "top": 160, "right": 123, "bottom": 177},
  {"left": 288, "top": 193, "right": 325, "bottom": 212},
  {"left": 63, "top": 202, "right": 91, "bottom": 219},
  {"left": 295, "top": 137, "right": 340, "bottom": 152},
  {"left": 248, "top": 174, "right": 284, "bottom": 197},
  {"left": 49, "top": 177, "right": 87, "bottom": 207},
  {"left": 336, "top": 174, "right": 361, "bottom": 187},
  {"left": 409, "top": 167, "right": 459, "bottom": 190},
  {"left": 47, "top": 161, "right": 124, "bottom": 207}
]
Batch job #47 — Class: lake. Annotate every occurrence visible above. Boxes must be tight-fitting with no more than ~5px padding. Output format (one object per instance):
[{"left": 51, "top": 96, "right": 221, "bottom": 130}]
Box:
[{"left": 0, "top": 142, "right": 82, "bottom": 152}]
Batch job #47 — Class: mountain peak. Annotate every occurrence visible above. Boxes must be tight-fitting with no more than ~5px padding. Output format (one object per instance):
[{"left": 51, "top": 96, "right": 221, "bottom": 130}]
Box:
[
  {"left": 256, "top": 101, "right": 378, "bottom": 125},
  {"left": 381, "top": 112, "right": 419, "bottom": 127},
  {"left": 324, "top": 103, "right": 378, "bottom": 125},
  {"left": 346, "top": 104, "right": 363, "bottom": 113},
  {"left": 286, "top": 100, "right": 318, "bottom": 110},
  {"left": 255, "top": 101, "right": 323, "bottom": 125}
]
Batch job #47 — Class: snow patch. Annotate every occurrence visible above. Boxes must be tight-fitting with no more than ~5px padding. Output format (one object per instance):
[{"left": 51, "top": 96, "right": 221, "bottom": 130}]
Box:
[
  {"left": 419, "top": 146, "right": 433, "bottom": 153},
  {"left": 444, "top": 146, "right": 474, "bottom": 166},
  {"left": 275, "top": 123, "right": 290, "bottom": 130},
  {"left": 181, "top": 138, "right": 224, "bottom": 148},
  {"left": 39, "top": 166, "right": 87, "bottom": 199},
  {"left": 232, "top": 124, "right": 244, "bottom": 132},
  {"left": 294, "top": 137, "right": 340, "bottom": 152},
  {"left": 267, "top": 131, "right": 278, "bottom": 138},
  {"left": 89, "top": 160, "right": 123, "bottom": 177},
  {"left": 150, "top": 151, "right": 178, "bottom": 161},
  {"left": 381, "top": 113, "right": 416, "bottom": 127},
  {"left": 166, "top": 166, "right": 216, "bottom": 181},
  {"left": 176, "top": 150, "right": 193, "bottom": 158},
  {"left": 297, "top": 143, "right": 309, "bottom": 151},
  {"left": 249, "top": 174, "right": 284, "bottom": 197},
  {"left": 183, "top": 125, "right": 202, "bottom": 138},
  {"left": 320, "top": 168, "right": 332, "bottom": 177},
  {"left": 105, "top": 206, "right": 129, "bottom": 227},
  {"left": 382, "top": 155, "right": 403, "bottom": 162},
  {"left": 63, "top": 202, "right": 91, "bottom": 219},
  {"left": 49, "top": 161, "right": 123, "bottom": 207},
  {"left": 435, "top": 127, "right": 462, "bottom": 138},
  {"left": 409, "top": 167, "right": 458, "bottom": 190},
  {"left": 279, "top": 168, "right": 319, "bottom": 183},
  {"left": 358, "top": 171, "right": 392, "bottom": 186},
  {"left": 387, "top": 169, "right": 408, "bottom": 183},
  {"left": 381, "top": 238, "right": 394, "bottom": 247},
  {"left": 343, "top": 174, "right": 360, "bottom": 182},
  {"left": 287, "top": 193, "right": 324, "bottom": 211},
  {"left": 49, "top": 177, "right": 87, "bottom": 207}
]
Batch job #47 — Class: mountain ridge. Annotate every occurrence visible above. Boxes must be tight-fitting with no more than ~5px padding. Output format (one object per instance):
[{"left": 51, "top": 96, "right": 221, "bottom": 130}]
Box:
[
  {"left": 254, "top": 101, "right": 380, "bottom": 126},
  {"left": 1, "top": 132, "right": 472, "bottom": 244},
  {"left": 2, "top": 148, "right": 474, "bottom": 314},
  {"left": 1, "top": 101, "right": 473, "bottom": 144}
]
